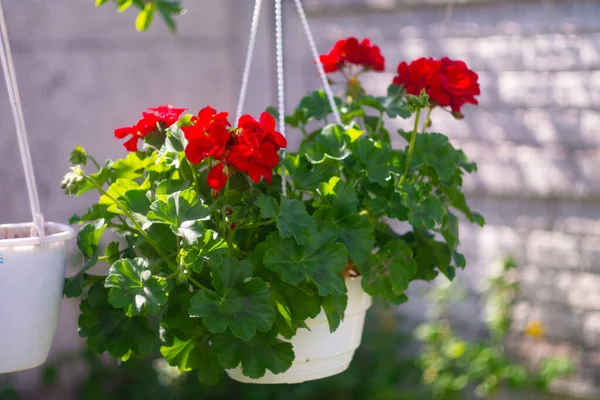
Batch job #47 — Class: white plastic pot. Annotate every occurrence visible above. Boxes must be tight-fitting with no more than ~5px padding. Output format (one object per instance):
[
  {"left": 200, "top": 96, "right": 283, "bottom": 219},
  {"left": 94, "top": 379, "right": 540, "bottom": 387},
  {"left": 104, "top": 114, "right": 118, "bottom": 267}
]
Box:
[
  {"left": 227, "top": 277, "right": 372, "bottom": 384},
  {"left": 0, "top": 222, "right": 75, "bottom": 374}
]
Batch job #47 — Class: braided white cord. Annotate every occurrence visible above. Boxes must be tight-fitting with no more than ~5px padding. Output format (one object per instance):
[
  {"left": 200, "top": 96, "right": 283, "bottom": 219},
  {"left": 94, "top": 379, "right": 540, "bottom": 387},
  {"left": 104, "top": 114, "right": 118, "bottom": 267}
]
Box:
[
  {"left": 0, "top": 0, "right": 45, "bottom": 244},
  {"left": 293, "top": 0, "right": 342, "bottom": 126},
  {"left": 235, "top": 0, "right": 263, "bottom": 123},
  {"left": 274, "top": 0, "right": 285, "bottom": 140},
  {"left": 274, "top": 0, "right": 287, "bottom": 196}
]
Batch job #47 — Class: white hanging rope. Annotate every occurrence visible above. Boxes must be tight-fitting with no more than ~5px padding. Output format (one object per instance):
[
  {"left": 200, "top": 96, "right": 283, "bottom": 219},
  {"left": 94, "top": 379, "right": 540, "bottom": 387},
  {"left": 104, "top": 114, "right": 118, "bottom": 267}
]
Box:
[
  {"left": 274, "top": 0, "right": 287, "bottom": 196},
  {"left": 0, "top": 0, "right": 45, "bottom": 244},
  {"left": 293, "top": 0, "right": 342, "bottom": 126},
  {"left": 235, "top": 0, "right": 263, "bottom": 123}
]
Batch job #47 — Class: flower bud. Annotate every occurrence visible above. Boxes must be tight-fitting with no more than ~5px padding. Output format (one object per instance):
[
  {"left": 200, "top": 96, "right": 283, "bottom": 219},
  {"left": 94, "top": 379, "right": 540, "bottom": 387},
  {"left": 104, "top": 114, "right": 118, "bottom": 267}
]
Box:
[
  {"left": 68, "top": 145, "right": 88, "bottom": 165},
  {"left": 61, "top": 166, "right": 85, "bottom": 196}
]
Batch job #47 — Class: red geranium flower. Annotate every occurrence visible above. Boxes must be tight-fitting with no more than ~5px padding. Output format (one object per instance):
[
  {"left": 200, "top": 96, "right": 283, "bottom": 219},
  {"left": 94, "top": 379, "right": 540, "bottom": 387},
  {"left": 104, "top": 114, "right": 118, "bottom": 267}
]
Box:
[
  {"left": 114, "top": 104, "right": 186, "bottom": 151},
  {"left": 393, "top": 57, "right": 480, "bottom": 114},
  {"left": 206, "top": 162, "right": 228, "bottom": 191},
  {"left": 183, "top": 106, "right": 232, "bottom": 164},
  {"left": 227, "top": 112, "right": 287, "bottom": 184},
  {"left": 319, "top": 37, "right": 385, "bottom": 73}
]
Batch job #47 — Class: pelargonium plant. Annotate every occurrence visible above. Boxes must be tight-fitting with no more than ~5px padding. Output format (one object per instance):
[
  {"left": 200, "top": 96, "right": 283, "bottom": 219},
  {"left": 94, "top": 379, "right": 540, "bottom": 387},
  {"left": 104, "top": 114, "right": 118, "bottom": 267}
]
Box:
[{"left": 61, "top": 36, "right": 483, "bottom": 384}]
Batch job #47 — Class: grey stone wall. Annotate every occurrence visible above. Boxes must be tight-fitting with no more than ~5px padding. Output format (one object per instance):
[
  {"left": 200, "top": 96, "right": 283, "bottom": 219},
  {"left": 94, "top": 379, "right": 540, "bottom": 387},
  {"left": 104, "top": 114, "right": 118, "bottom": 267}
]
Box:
[{"left": 2, "top": 0, "right": 600, "bottom": 398}]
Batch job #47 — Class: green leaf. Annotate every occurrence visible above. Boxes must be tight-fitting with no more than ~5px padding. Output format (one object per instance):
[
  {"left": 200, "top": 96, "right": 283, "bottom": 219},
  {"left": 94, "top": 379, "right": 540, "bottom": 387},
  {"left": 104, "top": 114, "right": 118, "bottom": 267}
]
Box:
[
  {"left": 211, "top": 330, "right": 294, "bottom": 379},
  {"left": 77, "top": 204, "right": 116, "bottom": 224},
  {"left": 116, "top": 0, "right": 133, "bottom": 12},
  {"left": 77, "top": 219, "right": 107, "bottom": 259},
  {"left": 148, "top": 188, "right": 210, "bottom": 227},
  {"left": 160, "top": 336, "right": 222, "bottom": 384},
  {"left": 445, "top": 185, "right": 485, "bottom": 226},
  {"left": 297, "top": 90, "right": 333, "bottom": 121},
  {"left": 156, "top": 1, "right": 182, "bottom": 33},
  {"left": 104, "top": 241, "right": 122, "bottom": 265},
  {"left": 282, "top": 154, "right": 325, "bottom": 190},
  {"left": 319, "top": 176, "right": 358, "bottom": 216},
  {"left": 344, "top": 123, "right": 364, "bottom": 142},
  {"left": 69, "top": 145, "right": 88, "bottom": 165},
  {"left": 135, "top": 2, "right": 156, "bottom": 31},
  {"left": 64, "top": 253, "right": 99, "bottom": 298},
  {"left": 158, "top": 124, "right": 187, "bottom": 168},
  {"left": 99, "top": 179, "right": 150, "bottom": 217},
  {"left": 270, "top": 281, "right": 321, "bottom": 339},
  {"left": 184, "top": 230, "right": 228, "bottom": 273},
  {"left": 256, "top": 196, "right": 315, "bottom": 245},
  {"left": 110, "top": 152, "right": 153, "bottom": 181},
  {"left": 357, "top": 95, "right": 384, "bottom": 112},
  {"left": 409, "top": 132, "right": 461, "bottom": 185},
  {"left": 189, "top": 258, "right": 275, "bottom": 340},
  {"left": 442, "top": 212, "right": 459, "bottom": 250},
  {"left": 318, "top": 177, "right": 374, "bottom": 266},
  {"left": 353, "top": 139, "right": 398, "bottom": 186},
  {"left": 358, "top": 240, "right": 416, "bottom": 304},
  {"left": 378, "top": 84, "right": 411, "bottom": 119},
  {"left": 263, "top": 230, "right": 348, "bottom": 296},
  {"left": 322, "top": 291, "right": 348, "bottom": 333},
  {"left": 304, "top": 124, "right": 350, "bottom": 164},
  {"left": 78, "top": 284, "right": 156, "bottom": 360},
  {"left": 105, "top": 258, "right": 169, "bottom": 316},
  {"left": 414, "top": 234, "right": 452, "bottom": 281},
  {"left": 399, "top": 184, "right": 445, "bottom": 229},
  {"left": 162, "top": 286, "right": 202, "bottom": 334},
  {"left": 177, "top": 220, "right": 205, "bottom": 246},
  {"left": 95, "top": 0, "right": 109, "bottom": 6}
]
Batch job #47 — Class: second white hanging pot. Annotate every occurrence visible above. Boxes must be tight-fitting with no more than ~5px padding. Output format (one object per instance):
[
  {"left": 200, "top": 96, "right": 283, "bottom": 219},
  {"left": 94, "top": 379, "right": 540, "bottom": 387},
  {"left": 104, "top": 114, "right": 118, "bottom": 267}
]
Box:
[{"left": 226, "top": 277, "right": 372, "bottom": 384}]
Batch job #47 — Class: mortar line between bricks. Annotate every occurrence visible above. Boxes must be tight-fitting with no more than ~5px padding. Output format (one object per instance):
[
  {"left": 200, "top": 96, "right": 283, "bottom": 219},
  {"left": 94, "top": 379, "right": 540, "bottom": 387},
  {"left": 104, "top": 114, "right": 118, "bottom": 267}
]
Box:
[
  {"left": 7, "top": 35, "right": 239, "bottom": 54},
  {"left": 464, "top": 190, "right": 600, "bottom": 204},
  {"left": 304, "top": 0, "right": 597, "bottom": 18}
]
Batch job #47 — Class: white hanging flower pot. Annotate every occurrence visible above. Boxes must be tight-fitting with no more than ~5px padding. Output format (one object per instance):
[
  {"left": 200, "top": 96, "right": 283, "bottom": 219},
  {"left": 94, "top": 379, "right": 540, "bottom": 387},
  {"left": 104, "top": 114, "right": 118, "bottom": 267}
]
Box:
[
  {"left": 226, "top": 277, "right": 372, "bottom": 384},
  {"left": 0, "top": 222, "right": 75, "bottom": 374}
]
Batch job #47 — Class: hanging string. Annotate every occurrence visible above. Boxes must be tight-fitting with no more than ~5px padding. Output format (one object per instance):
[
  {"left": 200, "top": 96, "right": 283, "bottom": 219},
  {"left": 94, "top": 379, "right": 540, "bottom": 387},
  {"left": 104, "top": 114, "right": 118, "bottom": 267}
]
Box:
[
  {"left": 293, "top": 0, "right": 342, "bottom": 126},
  {"left": 274, "top": 0, "right": 287, "bottom": 196},
  {"left": 439, "top": 0, "right": 455, "bottom": 38},
  {"left": 0, "top": 0, "right": 45, "bottom": 244},
  {"left": 235, "top": 0, "right": 263, "bottom": 123}
]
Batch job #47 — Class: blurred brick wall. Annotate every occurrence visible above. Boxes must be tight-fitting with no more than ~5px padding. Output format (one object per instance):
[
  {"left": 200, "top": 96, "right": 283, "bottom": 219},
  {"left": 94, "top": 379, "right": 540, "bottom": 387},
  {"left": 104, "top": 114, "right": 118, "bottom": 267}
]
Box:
[{"left": 2, "top": 0, "right": 600, "bottom": 398}]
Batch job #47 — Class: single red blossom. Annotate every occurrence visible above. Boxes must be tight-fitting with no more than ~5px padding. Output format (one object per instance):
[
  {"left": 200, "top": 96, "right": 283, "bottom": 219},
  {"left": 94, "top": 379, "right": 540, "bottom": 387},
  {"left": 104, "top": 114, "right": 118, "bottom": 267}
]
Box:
[
  {"left": 114, "top": 104, "right": 186, "bottom": 151},
  {"left": 206, "top": 162, "right": 228, "bottom": 190},
  {"left": 393, "top": 57, "right": 480, "bottom": 114},
  {"left": 318, "top": 37, "right": 385, "bottom": 73},
  {"left": 227, "top": 112, "right": 287, "bottom": 184},
  {"left": 183, "top": 106, "right": 233, "bottom": 164},
  {"left": 147, "top": 104, "right": 187, "bottom": 127},
  {"left": 230, "top": 223, "right": 236, "bottom": 230}
]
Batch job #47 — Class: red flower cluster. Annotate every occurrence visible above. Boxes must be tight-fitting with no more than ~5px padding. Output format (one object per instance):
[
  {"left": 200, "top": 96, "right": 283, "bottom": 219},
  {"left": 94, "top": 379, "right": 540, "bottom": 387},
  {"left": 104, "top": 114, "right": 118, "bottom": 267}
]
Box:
[
  {"left": 393, "top": 57, "right": 480, "bottom": 114},
  {"left": 115, "top": 105, "right": 186, "bottom": 151},
  {"left": 183, "top": 107, "right": 287, "bottom": 191},
  {"left": 319, "top": 37, "right": 385, "bottom": 73}
]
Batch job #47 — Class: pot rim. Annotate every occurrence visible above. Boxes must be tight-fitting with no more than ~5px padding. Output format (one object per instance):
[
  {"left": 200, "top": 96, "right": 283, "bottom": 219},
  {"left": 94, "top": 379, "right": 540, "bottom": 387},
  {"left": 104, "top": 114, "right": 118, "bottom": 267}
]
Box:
[{"left": 0, "top": 222, "right": 75, "bottom": 248}]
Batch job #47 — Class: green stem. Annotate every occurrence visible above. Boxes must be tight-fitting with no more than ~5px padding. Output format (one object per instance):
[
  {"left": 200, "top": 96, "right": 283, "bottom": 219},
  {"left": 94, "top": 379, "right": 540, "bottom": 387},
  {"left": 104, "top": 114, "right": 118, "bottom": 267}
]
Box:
[
  {"left": 236, "top": 219, "right": 275, "bottom": 230},
  {"left": 422, "top": 107, "right": 433, "bottom": 133},
  {"left": 399, "top": 108, "right": 422, "bottom": 185},
  {"left": 374, "top": 111, "right": 384, "bottom": 140},
  {"left": 88, "top": 155, "right": 102, "bottom": 171},
  {"left": 84, "top": 175, "right": 174, "bottom": 268},
  {"left": 187, "top": 159, "right": 202, "bottom": 195},
  {"left": 188, "top": 276, "right": 208, "bottom": 291}
]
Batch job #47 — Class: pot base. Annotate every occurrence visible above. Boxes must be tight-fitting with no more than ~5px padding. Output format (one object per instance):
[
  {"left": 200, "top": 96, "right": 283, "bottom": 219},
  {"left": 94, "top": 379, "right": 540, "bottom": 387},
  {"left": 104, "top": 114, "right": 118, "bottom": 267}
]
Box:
[
  {"left": 226, "top": 277, "right": 371, "bottom": 385},
  {"left": 0, "top": 222, "right": 75, "bottom": 374},
  {"left": 227, "top": 350, "right": 355, "bottom": 384}
]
